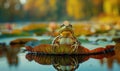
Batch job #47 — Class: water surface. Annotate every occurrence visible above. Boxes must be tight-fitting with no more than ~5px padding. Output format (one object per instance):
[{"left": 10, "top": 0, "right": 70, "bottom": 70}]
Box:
[{"left": 0, "top": 36, "right": 120, "bottom": 71}]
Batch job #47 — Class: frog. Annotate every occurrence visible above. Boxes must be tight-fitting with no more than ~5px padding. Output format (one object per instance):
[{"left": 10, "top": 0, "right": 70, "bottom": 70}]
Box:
[{"left": 52, "top": 21, "right": 80, "bottom": 52}]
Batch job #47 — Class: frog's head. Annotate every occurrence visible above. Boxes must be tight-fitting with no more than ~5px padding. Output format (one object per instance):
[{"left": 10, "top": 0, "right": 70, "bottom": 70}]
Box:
[{"left": 59, "top": 21, "right": 74, "bottom": 37}]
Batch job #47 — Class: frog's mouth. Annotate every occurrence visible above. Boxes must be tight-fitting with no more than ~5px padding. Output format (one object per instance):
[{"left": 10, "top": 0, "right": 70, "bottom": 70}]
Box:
[
  {"left": 59, "top": 26, "right": 73, "bottom": 33},
  {"left": 59, "top": 27, "right": 74, "bottom": 37}
]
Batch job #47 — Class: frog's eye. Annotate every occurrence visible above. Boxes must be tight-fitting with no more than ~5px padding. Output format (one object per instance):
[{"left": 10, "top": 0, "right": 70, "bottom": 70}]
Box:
[{"left": 60, "top": 24, "right": 65, "bottom": 27}]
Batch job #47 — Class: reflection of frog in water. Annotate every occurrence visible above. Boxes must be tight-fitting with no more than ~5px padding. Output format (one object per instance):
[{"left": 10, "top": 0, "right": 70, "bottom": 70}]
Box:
[
  {"left": 53, "top": 55, "right": 80, "bottom": 71},
  {"left": 26, "top": 49, "right": 115, "bottom": 71},
  {"left": 52, "top": 21, "right": 80, "bottom": 52}
]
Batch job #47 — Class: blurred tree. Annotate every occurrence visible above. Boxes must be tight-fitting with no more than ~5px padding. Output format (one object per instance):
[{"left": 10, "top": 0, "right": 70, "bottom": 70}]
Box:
[
  {"left": 47, "top": 0, "right": 58, "bottom": 21},
  {"left": 0, "top": 0, "right": 120, "bottom": 22},
  {"left": 66, "top": 0, "right": 84, "bottom": 20},
  {"left": 103, "top": 0, "right": 119, "bottom": 16},
  {"left": 92, "top": 0, "right": 103, "bottom": 16},
  {"left": 82, "top": 0, "right": 93, "bottom": 19},
  {"left": 24, "top": 0, "right": 58, "bottom": 21},
  {"left": 56, "top": 0, "right": 66, "bottom": 20},
  {"left": 0, "top": 0, "right": 23, "bottom": 22}
]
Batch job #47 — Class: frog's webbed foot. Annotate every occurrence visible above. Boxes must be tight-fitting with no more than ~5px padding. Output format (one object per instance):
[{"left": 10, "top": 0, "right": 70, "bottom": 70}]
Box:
[
  {"left": 52, "top": 42, "right": 60, "bottom": 53},
  {"left": 52, "top": 43, "right": 60, "bottom": 48},
  {"left": 52, "top": 35, "right": 61, "bottom": 47},
  {"left": 71, "top": 42, "right": 79, "bottom": 52}
]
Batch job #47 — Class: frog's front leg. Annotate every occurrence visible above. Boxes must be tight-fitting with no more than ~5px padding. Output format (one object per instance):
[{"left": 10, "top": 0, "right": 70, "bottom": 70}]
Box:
[
  {"left": 71, "top": 36, "right": 80, "bottom": 52},
  {"left": 52, "top": 35, "right": 61, "bottom": 52},
  {"left": 71, "top": 42, "right": 79, "bottom": 52}
]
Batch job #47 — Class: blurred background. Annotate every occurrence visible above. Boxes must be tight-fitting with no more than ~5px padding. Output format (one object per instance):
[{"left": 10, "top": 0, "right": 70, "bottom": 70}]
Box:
[
  {"left": 0, "top": 0, "right": 120, "bottom": 37},
  {"left": 0, "top": 0, "right": 120, "bottom": 22},
  {"left": 0, "top": 0, "right": 120, "bottom": 71}
]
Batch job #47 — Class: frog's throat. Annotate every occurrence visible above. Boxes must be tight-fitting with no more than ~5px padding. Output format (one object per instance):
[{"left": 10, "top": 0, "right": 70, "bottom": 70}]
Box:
[{"left": 60, "top": 32, "right": 74, "bottom": 38}]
